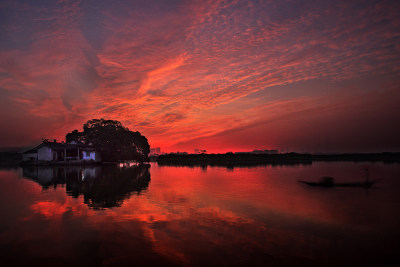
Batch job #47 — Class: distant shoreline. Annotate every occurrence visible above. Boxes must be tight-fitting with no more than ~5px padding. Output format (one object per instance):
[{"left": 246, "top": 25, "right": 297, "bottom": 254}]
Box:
[
  {"left": 156, "top": 152, "right": 400, "bottom": 167},
  {"left": 1, "top": 152, "right": 400, "bottom": 169}
]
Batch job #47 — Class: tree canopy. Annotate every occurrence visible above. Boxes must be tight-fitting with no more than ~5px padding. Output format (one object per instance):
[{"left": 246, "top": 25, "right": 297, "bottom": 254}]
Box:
[{"left": 66, "top": 119, "right": 150, "bottom": 162}]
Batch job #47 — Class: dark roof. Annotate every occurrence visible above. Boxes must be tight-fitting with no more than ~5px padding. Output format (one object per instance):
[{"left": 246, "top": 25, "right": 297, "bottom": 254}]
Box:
[{"left": 39, "top": 142, "right": 66, "bottom": 149}]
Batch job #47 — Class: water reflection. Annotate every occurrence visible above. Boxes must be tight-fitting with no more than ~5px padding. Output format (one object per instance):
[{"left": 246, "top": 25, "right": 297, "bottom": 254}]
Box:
[
  {"left": 22, "top": 164, "right": 150, "bottom": 209},
  {"left": 0, "top": 162, "right": 398, "bottom": 266},
  {"left": 157, "top": 161, "right": 312, "bottom": 170}
]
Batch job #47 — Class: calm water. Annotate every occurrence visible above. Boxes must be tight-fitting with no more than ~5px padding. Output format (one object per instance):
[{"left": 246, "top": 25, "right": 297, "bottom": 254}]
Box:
[{"left": 0, "top": 162, "right": 399, "bottom": 266}]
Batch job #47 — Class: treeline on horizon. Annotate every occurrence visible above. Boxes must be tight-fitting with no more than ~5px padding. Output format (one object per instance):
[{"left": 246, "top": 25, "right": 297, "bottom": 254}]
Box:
[
  {"left": 156, "top": 152, "right": 400, "bottom": 167},
  {"left": 1, "top": 151, "right": 400, "bottom": 168}
]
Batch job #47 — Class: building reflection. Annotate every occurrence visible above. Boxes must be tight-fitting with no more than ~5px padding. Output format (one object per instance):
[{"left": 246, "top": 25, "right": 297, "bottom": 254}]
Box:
[{"left": 22, "top": 164, "right": 151, "bottom": 209}]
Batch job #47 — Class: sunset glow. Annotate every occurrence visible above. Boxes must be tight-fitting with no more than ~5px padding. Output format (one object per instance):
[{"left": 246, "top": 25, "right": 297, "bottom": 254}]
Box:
[{"left": 1, "top": 0, "right": 399, "bottom": 152}]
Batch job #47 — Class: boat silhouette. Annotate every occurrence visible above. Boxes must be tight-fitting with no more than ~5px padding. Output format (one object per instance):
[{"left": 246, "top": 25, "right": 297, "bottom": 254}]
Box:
[{"left": 298, "top": 168, "right": 379, "bottom": 188}]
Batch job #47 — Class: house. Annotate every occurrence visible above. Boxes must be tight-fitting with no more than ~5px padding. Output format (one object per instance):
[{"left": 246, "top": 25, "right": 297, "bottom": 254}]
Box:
[{"left": 22, "top": 141, "right": 102, "bottom": 164}]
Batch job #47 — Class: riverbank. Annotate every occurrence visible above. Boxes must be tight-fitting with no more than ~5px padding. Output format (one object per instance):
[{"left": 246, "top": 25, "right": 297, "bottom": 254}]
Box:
[
  {"left": 0, "top": 152, "right": 145, "bottom": 168},
  {"left": 156, "top": 152, "right": 400, "bottom": 167},
  {"left": 2, "top": 152, "right": 400, "bottom": 169}
]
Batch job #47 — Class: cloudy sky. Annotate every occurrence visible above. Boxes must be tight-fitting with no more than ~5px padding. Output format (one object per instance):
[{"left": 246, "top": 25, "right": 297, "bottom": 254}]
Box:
[{"left": 1, "top": 0, "right": 399, "bottom": 153}]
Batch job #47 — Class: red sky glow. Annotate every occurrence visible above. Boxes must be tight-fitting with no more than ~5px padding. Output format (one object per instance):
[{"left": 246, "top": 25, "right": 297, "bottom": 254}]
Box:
[{"left": 1, "top": 0, "right": 399, "bottom": 153}]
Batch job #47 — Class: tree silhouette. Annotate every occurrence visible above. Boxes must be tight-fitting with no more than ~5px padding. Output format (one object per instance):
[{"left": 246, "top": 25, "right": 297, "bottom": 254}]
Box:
[
  {"left": 66, "top": 119, "right": 150, "bottom": 162},
  {"left": 65, "top": 129, "right": 83, "bottom": 143}
]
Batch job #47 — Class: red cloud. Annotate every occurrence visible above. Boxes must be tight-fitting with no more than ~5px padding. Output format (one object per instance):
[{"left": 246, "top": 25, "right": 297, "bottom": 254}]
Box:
[{"left": 0, "top": 0, "right": 399, "bottom": 151}]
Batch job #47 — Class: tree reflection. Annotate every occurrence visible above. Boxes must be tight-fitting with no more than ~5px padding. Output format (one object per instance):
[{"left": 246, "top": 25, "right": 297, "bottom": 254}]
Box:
[{"left": 22, "top": 164, "right": 150, "bottom": 209}]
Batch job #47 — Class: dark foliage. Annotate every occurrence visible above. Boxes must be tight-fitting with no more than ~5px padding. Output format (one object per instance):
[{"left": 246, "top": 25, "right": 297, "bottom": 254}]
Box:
[
  {"left": 66, "top": 119, "right": 150, "bottom": 162},
  {"left": 65, "top": 130, "right": 83, "bottom": 144},
  {"left": 157, "top": 152, "right": 400, "bottom": 168}
]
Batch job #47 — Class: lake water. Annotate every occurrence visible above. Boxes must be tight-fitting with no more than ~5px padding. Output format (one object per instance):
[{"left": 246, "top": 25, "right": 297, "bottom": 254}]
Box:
[{"left": 0, "top": 162, "right": 399, "bottom": 266}]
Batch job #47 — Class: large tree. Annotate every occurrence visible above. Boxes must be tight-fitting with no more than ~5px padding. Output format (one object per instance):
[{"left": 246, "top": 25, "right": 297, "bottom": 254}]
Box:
[{"left": 66, "top": 119, "right": 150, "bottom": 162}]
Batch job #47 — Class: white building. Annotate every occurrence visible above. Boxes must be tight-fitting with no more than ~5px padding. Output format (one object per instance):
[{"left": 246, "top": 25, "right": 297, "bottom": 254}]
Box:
[{"left": 22, "top": 141, "right": 102, "bottom": 164}]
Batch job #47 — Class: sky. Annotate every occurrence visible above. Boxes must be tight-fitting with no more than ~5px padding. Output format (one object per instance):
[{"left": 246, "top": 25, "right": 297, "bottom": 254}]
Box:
[{"left": 0, "top": 0, "right": 399, "bottom": 153}]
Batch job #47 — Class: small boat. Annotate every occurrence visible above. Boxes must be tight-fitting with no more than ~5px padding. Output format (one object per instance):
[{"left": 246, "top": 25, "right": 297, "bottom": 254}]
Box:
[{"left": 298, "top": 169, "right": 379, "bottom": 188}]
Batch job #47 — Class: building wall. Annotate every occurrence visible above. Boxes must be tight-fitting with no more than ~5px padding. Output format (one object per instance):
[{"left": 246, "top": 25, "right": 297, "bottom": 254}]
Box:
[
  {"left": 82, "top": 151, "right": 93, "bottom": 160},
  {"left": 37, "top": 147, "right": 52, "bottom": 161},
  {"left": 82, "top": 151, "right": 101, "bottom": 162},
  {"left": 29, "top": 145, "right": 101, "bottom": 163}
]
